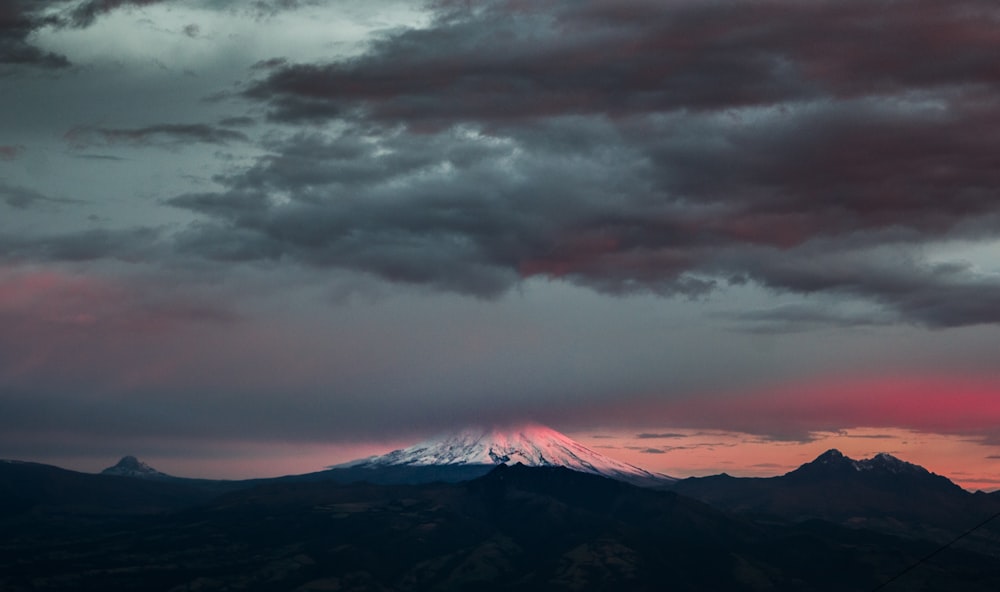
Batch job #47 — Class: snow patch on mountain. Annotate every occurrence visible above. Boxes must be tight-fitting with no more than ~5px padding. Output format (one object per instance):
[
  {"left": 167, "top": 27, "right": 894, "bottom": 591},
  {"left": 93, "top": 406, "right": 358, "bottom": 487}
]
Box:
[
  {"left": 854, "top": 451, "right": 929, "bottom": 474},
  {"left": 811, "top": 449, "right": 930, "bottom": 474},
  {"left": 338, "top": 424, "right": 675, "bottom": 485}
]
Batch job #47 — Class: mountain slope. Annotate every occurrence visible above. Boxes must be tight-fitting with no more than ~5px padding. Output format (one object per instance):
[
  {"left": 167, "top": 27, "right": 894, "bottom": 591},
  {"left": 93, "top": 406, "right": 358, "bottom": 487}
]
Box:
[
  {"left": 337, "top": 424, "right": 673, "bottom": 486},
  {"left": 0, "top": 460, "right": 238, "bottom": 520}
]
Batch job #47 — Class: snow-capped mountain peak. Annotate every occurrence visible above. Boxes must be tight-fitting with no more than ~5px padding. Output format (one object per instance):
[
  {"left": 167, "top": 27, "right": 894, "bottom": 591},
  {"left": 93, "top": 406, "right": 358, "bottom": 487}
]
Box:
[
  {"left": 854, "top": 452, "right": 927, "bottom": 474},
  {"left": 100, "top": 455, "right": 170, "bottom": 479},
  {"left": 338, "top": 424, "right": 675, "bottom": 485}
]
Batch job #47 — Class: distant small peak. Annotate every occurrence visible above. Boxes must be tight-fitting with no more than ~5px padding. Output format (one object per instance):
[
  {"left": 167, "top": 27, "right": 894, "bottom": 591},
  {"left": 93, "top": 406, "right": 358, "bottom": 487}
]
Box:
[{"left": 101, "top": 455, "right": 169, "bottom": 478}]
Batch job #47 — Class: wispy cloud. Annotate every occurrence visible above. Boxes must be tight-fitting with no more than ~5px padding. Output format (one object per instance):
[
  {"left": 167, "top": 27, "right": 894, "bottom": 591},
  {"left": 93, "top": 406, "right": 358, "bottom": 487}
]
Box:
[
  {"left": 66, "top": 124, "right": 248, "bottom": 149},
  {"left": 635, "top": 432, "right": 689, "bottom": 440},
  {"left": 0, "top": 182, "right": 82, "bottom": 210}
]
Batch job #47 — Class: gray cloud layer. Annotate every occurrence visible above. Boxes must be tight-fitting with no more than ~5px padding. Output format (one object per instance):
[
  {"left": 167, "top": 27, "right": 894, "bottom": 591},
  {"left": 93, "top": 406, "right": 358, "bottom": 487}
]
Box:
[
  {"left": 6, "top": 0, "right": 1000, "bottom": 471},
  {"left": 154, "top": 0, "right": 1000, "bottom": 327},
  {"left": 0, "top": 181, "right": 81, "bottom": 209}
]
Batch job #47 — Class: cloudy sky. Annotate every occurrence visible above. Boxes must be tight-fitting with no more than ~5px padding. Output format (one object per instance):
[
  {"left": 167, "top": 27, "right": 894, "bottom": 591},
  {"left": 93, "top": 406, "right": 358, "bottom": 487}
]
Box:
[{"left": 3, "top": 0, "right": 1000, "bottom": 488}]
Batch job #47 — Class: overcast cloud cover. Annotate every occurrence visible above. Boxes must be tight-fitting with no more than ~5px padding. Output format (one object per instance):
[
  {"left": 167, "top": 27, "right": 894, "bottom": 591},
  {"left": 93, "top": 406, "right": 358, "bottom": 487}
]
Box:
[{"left": 3, "top": 0, "right": 1000, "bottom": 479}]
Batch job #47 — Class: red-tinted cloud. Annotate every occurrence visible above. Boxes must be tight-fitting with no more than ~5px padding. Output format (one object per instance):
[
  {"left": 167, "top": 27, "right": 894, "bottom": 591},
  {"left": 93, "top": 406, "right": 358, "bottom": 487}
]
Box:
[{"left": 617, "top": 375, "right": 1000, "bottom": 442}]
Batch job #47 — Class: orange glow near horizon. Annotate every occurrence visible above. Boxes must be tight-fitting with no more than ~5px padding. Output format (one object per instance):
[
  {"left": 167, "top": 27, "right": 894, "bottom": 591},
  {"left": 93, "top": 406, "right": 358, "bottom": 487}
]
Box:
[
  {"left": 29, "top": 426, "right": 999, "bottom": 492},
  {"left": 570, "top": 427, "right": 1000, "bottom": 492}
]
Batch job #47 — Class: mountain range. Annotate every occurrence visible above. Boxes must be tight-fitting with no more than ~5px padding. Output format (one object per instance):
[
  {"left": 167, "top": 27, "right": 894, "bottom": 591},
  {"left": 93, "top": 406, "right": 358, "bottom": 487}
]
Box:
[
  {"left": 669, "top": 448, "right": 1000, "bottom": 549},
  {"left": 2, "top": 425, "right": 1000, "bottom": 591}
]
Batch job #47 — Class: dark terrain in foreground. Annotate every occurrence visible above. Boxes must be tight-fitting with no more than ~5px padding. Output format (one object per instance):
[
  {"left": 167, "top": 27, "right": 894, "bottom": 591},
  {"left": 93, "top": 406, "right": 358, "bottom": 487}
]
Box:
[{"left": 1, "top": 456, "right": 1000, "bottom": 591}]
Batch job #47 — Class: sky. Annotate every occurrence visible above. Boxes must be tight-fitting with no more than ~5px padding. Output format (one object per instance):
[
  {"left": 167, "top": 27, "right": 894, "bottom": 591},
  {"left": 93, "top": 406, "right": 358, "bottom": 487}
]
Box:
[{"left": 3, "top": 0, "right": 1000, "bottom": 490}]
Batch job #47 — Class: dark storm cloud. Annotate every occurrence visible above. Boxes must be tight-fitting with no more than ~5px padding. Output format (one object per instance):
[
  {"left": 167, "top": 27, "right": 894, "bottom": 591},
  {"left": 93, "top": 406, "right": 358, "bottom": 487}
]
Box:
[
  {"left": 168, "top": 121, "right": 725, "bottom": 297},
  {"left": 247, "top": 0, "right": 1000, "bottom": 124},
  {"left": 167, "top": 128, "right": 542, "bottom": 296},
  {"left": 725, "top": 247, "right": 1000, "bottom": 328},
  {"left": 66, "top": 124, "right": 249, "bottom": 149},
  {"left": 168, "top": 114, "right": 1000, "bottom": 325},
  {"left": 0, "top": 1, "right": 71, "bottom": 70},
  {"left": 151, "top": 0, "right": 1000, "bottom": 327}
]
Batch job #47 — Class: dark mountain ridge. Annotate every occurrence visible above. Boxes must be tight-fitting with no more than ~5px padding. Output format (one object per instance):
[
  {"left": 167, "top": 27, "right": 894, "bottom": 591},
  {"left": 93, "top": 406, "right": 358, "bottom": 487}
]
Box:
[
  {"left": 670, "top": 449, "right": 1000, "bottom": 547},
  {"left": 7, "top": 462, "right": 1000, "bottom": 591},
  {"left": 0, "top": 459, "right": 244, "bottom": 521},
  {"left": 4, "top": 453, "right": 1000, "bottom": 590}
]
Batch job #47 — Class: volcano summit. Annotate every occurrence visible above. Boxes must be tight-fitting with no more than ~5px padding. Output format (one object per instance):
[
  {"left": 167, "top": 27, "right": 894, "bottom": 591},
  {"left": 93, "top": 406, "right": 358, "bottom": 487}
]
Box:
[{"left": 337, "top": 424, "right": 674, "bottom": 486}]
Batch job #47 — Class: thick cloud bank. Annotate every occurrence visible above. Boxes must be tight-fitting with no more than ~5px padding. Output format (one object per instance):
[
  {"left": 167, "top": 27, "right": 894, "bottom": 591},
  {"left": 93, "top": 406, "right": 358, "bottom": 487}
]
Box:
[{"left": 159, "top": 0, "right": 1000, "bottom": 327}]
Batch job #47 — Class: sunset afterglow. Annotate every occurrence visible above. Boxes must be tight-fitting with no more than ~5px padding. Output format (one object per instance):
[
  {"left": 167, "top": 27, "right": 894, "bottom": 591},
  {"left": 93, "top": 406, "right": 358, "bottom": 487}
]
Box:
[{"left": 3, "top": 0, "right": 1000, "bottom": 491}]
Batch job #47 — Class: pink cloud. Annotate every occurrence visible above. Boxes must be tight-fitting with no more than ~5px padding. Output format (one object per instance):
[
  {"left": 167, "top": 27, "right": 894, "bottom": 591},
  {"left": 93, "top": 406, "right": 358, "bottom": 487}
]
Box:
[
  {"left": 0, "top": 266, "right": 238, "bottom": 389},
  {"left": 626, "top": 375, "right": 1000, "bottom": 441},
  {"left": 0, "top": 267, "right": 235, "bottom": 330}
]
